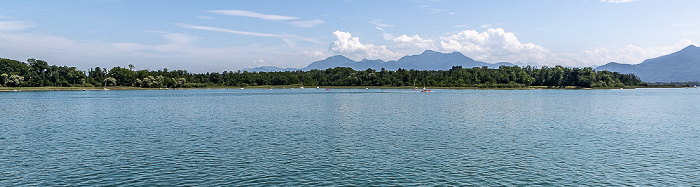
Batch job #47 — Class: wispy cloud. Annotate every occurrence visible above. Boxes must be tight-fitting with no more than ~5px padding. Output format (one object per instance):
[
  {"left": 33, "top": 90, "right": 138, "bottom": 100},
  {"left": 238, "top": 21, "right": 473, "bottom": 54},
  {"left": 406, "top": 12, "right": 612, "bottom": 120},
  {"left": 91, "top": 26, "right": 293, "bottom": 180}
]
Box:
[
  {"left": 206, "top": 10, "right": 298, "bottom": 21},
  {"left": 600, "top": 0, "right": 638, "bottom": 3},
  {"left": 418, "top": 4, "right": 451, "bottom": 14},
  {"left": 370, "top": 19, "right": 394, "bottom": 32},
  {"left": 0, "top": 20, "right": 34, "bottom": 31},
  {"left": 290, "top": 19, "right": 325, "bottom": 28},
  {"left": 369, "top": 19, "right": 394, "bottom": 28},
  {"left": 177, "top": 23, "right": 322, "bottom": 44},
  {"left": 177, "top": 23, "right": 280, "bottom": 37}
]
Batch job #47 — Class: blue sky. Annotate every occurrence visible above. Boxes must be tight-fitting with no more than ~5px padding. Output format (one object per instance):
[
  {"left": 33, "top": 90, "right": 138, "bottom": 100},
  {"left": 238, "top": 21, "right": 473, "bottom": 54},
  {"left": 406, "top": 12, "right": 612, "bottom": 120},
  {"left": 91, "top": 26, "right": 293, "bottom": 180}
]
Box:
[{"left": 1, "top": 0, "right": 698, "bottom": 72}]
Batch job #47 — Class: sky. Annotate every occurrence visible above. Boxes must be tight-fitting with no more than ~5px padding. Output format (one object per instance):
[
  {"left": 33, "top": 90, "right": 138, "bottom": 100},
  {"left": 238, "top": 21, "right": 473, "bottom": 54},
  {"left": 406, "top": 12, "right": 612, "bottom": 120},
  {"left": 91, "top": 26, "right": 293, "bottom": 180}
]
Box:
[{"left": 0, "top": 0, "right": 698, "bottom": 72}]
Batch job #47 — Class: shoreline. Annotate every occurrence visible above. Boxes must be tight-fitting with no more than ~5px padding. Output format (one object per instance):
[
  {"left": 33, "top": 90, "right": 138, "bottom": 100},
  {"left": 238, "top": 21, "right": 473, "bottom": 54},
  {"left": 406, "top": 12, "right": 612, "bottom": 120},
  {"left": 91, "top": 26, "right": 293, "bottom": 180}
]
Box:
[{"left": 2, "top": 85, "right": 689, "bottom": 92}]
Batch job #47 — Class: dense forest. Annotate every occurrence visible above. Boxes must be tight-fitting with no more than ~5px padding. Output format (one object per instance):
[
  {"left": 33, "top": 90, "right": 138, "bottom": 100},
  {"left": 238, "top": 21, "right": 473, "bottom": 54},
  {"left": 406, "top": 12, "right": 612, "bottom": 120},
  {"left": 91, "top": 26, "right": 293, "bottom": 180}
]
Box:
[{"left": 1, "top": 57, "right": 642, "bottom": 88}]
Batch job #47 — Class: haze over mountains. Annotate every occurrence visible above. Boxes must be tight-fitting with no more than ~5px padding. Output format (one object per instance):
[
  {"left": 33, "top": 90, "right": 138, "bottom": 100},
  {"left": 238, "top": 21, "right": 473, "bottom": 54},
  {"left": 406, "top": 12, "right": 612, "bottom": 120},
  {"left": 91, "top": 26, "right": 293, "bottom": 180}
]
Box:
[
  {"left": 246, "top": 45, "right": 700, "bottom": 82},
  {"left": 244, "top": 50, "right": 513, "bottom": 72},
  {"left": 595, "top": 45, "right": 700, "bottom": 82}
]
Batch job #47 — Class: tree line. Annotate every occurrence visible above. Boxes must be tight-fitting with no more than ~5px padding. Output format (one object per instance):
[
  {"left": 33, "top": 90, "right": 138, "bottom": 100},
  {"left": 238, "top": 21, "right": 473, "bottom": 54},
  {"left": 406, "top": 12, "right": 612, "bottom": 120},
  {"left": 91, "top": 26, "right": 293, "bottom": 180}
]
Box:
[{"left": 1, "top": 57, "right": 642, "bottom": 88}]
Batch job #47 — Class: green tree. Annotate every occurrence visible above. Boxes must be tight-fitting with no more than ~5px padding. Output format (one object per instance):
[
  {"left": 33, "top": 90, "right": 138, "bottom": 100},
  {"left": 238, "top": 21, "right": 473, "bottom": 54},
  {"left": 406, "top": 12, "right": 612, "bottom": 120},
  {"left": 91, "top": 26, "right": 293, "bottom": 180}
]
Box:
[
  {"left": 104, "top": 77, "right": 117, "bottom": 87},
  {"left": 1, "top": 73, "right": 7, "bottom": 86},
  {"left": 6, "top": 74, "right": 24, "bottom": 87},
  {"left": 175, "top": 77, "right": 186, "bottom": 87}
]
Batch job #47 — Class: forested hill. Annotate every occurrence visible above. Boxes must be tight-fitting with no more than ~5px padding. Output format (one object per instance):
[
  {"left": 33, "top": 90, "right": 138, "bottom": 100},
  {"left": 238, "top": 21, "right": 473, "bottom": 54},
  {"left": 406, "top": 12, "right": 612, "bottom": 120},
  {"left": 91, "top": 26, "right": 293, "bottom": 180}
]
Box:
[{"left": 1, "top": 57, "right": 641, "bottom": 88}]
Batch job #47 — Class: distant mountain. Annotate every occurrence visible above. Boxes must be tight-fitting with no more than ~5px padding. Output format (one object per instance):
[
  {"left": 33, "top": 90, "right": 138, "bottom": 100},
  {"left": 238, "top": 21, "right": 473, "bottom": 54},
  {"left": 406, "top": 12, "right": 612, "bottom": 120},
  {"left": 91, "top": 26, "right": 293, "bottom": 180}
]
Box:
[
  {"left": 242, "top": 66, "right": 299, "bottom": 72},
  {"left": 388, "top": 50, "right": 496, "bottom": 70},
  {"left": 596, "top": 45, "right": 700, "bottom": 82},
  {"left": 244, "top": 50, "right": 513, "bottom": 72},
  {"left": 303, "top": 55, "right": 356, "bottom": 70}
]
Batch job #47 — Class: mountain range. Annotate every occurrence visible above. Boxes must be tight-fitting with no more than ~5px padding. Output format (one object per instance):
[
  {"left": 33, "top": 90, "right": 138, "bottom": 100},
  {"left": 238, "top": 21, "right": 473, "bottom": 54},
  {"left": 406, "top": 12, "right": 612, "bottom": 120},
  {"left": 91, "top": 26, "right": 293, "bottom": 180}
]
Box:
[
  {"left": 245, "top": 45, "right": 700, "bottom": 82},
  {"left": 244, "top": 50, "right": 513, "bottom": 72},
  {"left": 595, "top": 45, "right": 700, "bottom": 82}
]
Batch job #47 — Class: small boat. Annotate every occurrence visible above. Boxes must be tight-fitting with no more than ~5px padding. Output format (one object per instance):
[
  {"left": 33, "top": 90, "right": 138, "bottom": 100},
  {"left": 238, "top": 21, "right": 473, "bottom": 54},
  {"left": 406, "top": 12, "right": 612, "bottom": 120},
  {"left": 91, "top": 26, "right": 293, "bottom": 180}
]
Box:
[
  {"left": 421, "top": 89, "right": 432, "bottom": 92},
  {"left": 103, "top": 88, "right": 109, "bottom": 90}
]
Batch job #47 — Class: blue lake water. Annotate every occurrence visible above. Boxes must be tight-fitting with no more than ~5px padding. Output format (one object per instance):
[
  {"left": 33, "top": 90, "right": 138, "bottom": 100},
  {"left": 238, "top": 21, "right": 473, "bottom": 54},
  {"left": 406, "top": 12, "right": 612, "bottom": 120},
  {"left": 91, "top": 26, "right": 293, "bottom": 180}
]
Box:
[{"left": 1, "top": 88, "right": 700, "bottom": 185}]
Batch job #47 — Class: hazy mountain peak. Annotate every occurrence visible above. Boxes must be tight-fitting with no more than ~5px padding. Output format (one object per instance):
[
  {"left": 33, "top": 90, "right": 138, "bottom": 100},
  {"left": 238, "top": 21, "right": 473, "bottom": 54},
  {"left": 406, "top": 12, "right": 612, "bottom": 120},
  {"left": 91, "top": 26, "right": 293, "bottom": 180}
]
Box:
[
  {"left": 678, "top": 44, "right": 699, "bottom": 53},
  {"left": 420, "top": 50, "right": 440, "bottom": 55},
  {"left": 327, "top": 55, "right": 351, "bottom": 60}
]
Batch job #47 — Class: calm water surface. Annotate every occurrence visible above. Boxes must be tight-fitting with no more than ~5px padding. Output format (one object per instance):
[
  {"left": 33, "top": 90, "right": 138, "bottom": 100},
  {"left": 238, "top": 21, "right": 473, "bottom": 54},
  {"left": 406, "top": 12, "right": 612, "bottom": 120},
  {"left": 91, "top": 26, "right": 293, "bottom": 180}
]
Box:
[{"left": 1, "top": 88, "right": 699, "bottom": 185}]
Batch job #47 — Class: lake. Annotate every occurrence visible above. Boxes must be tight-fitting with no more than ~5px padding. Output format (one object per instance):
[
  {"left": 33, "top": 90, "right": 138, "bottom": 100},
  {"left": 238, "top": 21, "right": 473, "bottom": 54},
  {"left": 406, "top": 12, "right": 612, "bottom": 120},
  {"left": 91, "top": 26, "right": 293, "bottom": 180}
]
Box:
[{"left": 1, "top": 88, "right": 699, "bottom": 185}]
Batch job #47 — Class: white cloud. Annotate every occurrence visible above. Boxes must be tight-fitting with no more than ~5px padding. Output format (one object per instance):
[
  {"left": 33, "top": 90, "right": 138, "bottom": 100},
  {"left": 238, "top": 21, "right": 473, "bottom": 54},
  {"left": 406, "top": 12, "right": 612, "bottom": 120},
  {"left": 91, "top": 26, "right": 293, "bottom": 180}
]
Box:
[
  {"left": 290, "top": 19, "right": 325, "bottom": 28},
  {"left": 329, "top": 30, "right": 402, "bottom": 60},
  {"left": 376, "top": 27, "right": 385, "bottom": 31},
  {"left": 304, "top": 50, "right": 328, "bottom": 60},
  {"left": 439, "top": 28, "right": 557, "bottom": 64},
  {"left": 600, "top": 0, "right": 637, "bottom": 3},
  {"left": 0, "top": 20, "right": 33, "bottom": 31},
  {"left": 382, "top": 33, "right": 395, "bottom": 40},
  {"left": 391, "top": 34, "right": 436, "bottom": 50},
  {"left": 206, "top": 10, "right": 298, "bottom": 21}
]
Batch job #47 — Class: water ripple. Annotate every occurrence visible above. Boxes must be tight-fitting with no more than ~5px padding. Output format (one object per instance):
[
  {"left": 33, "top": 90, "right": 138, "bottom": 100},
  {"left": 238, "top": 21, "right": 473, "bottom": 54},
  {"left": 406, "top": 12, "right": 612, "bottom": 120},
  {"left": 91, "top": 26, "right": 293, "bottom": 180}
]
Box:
[{"left": 1, "top": 89, "right": 700, "bottom": 185}]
